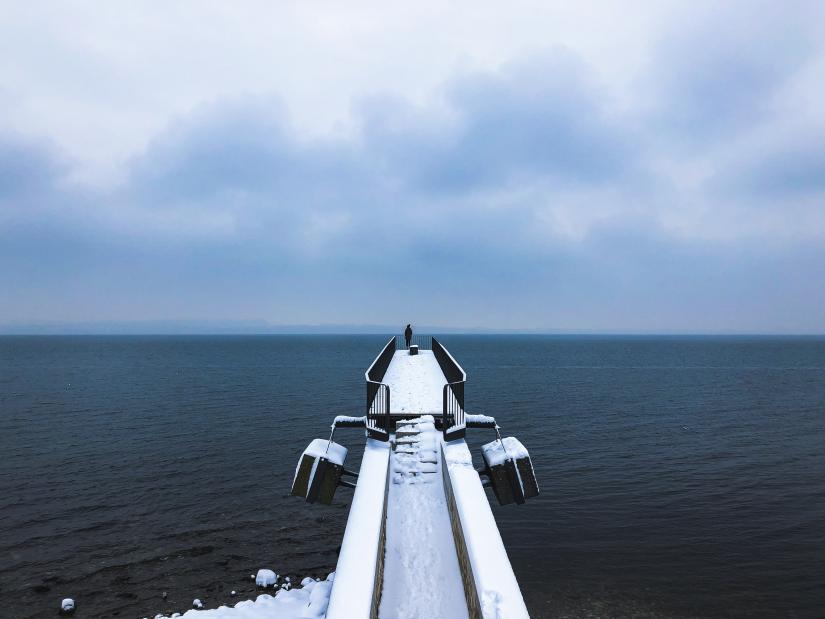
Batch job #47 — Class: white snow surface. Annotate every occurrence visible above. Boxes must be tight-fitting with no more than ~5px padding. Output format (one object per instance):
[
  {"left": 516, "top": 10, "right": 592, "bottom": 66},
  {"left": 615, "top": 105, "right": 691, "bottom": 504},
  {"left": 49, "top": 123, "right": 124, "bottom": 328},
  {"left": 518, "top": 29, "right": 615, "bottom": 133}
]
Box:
[
  {"left": 325, "top": 439, "right": 391, "bottom": 619},
  {"left": 301, "top": 439, "right": 347, "bottom": 466},
  {"left": 155, "top": 574, "right": 333, "bottom": 618},
  {"left": 465, "top": 413, "right": 497, "bottom": 425},
  {"left": 332, "top": 415, "right": 366, "bottom": 425},
  {"left": 443, "top": 440, "right": 530, "bottom": 618},
  {"left": 254, "top": 569, "right": 277, "bottom": 587},
  {"left": 379, "top": 417, "right": 469, "bottom": 619},
  {"left": 382, "top": 351, "right": 445, "bottom": 415},
  {"left": 481, "top": 437, "right": 530, "bottom": 467}
]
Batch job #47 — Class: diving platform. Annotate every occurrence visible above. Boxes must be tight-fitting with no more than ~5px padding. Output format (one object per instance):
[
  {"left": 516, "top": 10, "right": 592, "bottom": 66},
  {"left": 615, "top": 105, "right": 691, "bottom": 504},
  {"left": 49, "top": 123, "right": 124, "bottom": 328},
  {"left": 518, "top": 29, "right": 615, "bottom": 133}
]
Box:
[{"left": 291, "top": 336, "right": 538, "bottom": 619}]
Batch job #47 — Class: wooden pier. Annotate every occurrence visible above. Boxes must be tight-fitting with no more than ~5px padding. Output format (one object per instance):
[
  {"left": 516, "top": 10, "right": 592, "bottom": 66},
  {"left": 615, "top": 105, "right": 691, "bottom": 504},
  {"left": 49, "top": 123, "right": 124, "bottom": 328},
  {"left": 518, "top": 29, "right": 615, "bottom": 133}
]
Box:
[{"left": 293, "top": 336, "right": 537, "bottom": 619}]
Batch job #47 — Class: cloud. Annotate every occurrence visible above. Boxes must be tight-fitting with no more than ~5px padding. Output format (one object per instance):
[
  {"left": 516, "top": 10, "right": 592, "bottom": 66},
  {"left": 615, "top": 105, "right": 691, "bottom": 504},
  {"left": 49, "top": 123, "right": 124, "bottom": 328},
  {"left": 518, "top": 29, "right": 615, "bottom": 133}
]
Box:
[
  {"left": 2, "top": 3, "right": 825, "bottom": 331},
  {"left": 0, "top": 133, "right": 66, "bottom": 202}
]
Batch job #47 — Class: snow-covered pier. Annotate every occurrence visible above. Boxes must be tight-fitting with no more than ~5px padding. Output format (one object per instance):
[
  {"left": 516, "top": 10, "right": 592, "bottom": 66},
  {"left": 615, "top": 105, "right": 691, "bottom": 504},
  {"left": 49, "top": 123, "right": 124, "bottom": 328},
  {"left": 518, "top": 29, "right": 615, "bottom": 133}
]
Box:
[{"left": 295, "top": 336, "right": 538, "bottom": 619}]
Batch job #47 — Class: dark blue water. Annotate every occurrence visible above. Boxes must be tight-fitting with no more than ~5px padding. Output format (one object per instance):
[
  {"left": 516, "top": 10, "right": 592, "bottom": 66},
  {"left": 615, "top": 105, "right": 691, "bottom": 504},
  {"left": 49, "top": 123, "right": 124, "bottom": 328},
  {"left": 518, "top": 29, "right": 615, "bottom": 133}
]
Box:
[{"left": 1, "top": 336, "right": 824, "bottom": 618}]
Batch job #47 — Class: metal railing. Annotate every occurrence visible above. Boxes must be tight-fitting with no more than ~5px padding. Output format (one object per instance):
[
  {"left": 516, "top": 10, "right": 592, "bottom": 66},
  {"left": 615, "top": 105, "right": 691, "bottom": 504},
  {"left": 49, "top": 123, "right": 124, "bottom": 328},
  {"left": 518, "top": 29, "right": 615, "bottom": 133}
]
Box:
[
  {"left": 365, "top": 336, "right": 395, "bottom": 440},
  {"left": 432, "top": 337, "right": 467, "bottom": 440},
  {"left": 442, "top": 381, "right": 465, "bottom": 440},
  {"left": 394, "top": 334, "right": 432, "bottom": 350},
  {"left": 366, "top": 382, "right": 391, "bottom": 440}
]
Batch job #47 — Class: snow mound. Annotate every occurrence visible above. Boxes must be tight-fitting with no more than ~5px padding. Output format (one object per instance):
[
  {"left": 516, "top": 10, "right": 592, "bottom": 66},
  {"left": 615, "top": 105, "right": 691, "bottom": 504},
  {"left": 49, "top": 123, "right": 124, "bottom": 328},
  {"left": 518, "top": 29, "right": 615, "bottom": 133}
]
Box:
[
  {"left": 255, "top": 569, "right": 278, "bottom": 587},
  {"left": 156, "top": 573, "right": 334, "bottom": 618}
]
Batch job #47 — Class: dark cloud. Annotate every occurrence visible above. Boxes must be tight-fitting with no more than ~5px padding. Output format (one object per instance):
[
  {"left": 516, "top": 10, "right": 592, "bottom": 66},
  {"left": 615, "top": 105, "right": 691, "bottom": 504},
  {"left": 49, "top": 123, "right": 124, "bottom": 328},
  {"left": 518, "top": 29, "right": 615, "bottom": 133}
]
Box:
[{"left": 360, "top": 51, "right": 634, "bottom": 194}]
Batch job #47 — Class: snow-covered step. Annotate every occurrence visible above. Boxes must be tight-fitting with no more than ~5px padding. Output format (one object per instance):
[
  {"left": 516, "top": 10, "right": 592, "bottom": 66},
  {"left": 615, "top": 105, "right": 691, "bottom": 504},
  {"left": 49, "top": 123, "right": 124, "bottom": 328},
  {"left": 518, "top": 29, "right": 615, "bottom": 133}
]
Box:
[{"left": 378, "top": 416, "right": 469, "bottom": 619}]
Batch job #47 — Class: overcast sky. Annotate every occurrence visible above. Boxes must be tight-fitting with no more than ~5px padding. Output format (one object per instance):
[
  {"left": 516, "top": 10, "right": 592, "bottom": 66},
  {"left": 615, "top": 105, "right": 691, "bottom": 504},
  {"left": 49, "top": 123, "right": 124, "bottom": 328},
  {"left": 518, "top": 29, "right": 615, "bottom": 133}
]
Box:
[{"left": 1, "top": 1, "right": 824, "bottom": 332}]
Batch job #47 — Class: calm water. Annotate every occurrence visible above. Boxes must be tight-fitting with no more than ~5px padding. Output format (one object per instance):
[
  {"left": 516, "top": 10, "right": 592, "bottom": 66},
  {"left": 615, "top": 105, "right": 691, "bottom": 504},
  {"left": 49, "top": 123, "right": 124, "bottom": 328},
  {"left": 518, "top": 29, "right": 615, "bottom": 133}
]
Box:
[{"left": 1, "top": 335, "right": 824, "bottom": 618}]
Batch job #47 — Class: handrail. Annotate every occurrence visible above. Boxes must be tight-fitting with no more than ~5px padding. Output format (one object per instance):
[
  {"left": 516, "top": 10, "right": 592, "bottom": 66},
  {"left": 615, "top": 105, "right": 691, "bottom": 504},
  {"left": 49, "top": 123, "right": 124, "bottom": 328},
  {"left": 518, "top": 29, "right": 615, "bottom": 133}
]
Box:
[
  {"left": 433, "top": 337, "right": 467, "bottom": 440},
  {"left": 394, "top": 334, "right": 432, "bottom": 350},
  {"left": 442, "top": 381, "right": 465, "bottom": 440},
  {"left": 365, "top": 337, "right": 396, "bottom": 441},
  {"left": 366, "top": 381, "right": 391, "bottom": 440},
  {"left": 366, "top": 336, "right": 396, "bottom": 383},
  {"left": 432, "top": 337, "right": 466, "bottom": 383}
]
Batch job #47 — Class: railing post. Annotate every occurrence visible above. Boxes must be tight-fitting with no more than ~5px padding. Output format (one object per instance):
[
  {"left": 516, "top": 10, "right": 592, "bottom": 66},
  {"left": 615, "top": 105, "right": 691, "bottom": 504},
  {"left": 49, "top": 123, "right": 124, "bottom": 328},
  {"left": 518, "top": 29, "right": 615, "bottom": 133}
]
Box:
[
  {"left": 443, "top": 384, "right": 448, "bottom": 439},
  {"left": 385, "top": 386, "right": 391, "bottom": 435}
]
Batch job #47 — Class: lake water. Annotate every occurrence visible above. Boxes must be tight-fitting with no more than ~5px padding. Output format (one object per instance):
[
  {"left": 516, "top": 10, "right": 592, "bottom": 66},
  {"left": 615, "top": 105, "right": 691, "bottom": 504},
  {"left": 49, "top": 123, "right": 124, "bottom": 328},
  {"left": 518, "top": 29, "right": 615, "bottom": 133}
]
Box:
[{"left": 1, "top": 335, "right": 824, "bottom": 618}]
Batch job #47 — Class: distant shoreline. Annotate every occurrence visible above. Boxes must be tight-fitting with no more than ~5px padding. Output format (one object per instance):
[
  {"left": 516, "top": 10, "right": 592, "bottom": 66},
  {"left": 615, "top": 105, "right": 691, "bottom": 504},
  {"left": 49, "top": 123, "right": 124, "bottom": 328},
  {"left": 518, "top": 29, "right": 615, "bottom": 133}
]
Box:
[{"left": 2, "top": 328, "right": 824, "bottom": 337}]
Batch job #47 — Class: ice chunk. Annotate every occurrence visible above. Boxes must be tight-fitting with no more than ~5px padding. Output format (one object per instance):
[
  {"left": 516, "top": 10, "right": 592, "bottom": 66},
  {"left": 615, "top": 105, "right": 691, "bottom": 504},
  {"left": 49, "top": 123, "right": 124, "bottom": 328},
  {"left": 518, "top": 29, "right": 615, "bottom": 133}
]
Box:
[{"left": 256, "top": 568, "right": 278, "bottom": 587}]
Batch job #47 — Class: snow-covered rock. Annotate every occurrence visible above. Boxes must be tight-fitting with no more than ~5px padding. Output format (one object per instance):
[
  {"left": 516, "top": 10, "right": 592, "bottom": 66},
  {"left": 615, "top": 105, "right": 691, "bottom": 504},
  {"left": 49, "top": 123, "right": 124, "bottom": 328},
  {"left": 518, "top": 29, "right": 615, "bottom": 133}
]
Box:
[
  {"left": 192, "top": 599, "right": 203, "bottom": 609},
  {"left": 60, "top": 598, "right": 75, "bottom": 613},
  {"left": 153, "top": 572, "right": 335, "bottom": 618},
  {"left": 300, "top": 579, "right": 332, "bottom": 619},
  {"left": 255, "top": 568, "right": 277, "bottom": 587}
]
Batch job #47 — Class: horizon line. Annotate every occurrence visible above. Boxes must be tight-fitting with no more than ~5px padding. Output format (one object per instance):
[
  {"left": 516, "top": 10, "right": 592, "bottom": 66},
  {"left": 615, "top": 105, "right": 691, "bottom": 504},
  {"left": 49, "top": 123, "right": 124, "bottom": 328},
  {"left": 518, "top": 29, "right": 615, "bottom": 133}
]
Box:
[{"left": 1, "top": 322, "right": 824, "bottom": 337}]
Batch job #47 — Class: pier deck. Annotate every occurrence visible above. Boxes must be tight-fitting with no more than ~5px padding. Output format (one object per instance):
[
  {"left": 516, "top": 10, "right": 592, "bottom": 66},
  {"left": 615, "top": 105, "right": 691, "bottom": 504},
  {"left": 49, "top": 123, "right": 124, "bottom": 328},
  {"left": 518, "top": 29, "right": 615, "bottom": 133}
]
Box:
[
  {"left": 379, "top": 418, "right": 469, "bottom": 619},
  {"left": 382, "top": 350, "right": 445, "bottom": 415},
  {"left": 324, "top": 337, "right": 531, "bottom": 619}
]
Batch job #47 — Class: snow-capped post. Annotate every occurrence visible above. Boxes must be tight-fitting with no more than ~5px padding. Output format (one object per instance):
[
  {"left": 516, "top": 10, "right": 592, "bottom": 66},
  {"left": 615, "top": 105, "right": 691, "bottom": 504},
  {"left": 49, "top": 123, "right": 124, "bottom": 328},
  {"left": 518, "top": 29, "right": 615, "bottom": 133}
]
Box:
[
  {"left": 292, "top": 439, "right": 348, "bottom": 504},
  {"left": 480, "top": 436, "right": 539, "bottom": 505},
  {"left": 59, "top": 598, "right": 75, "bottom": 614}
]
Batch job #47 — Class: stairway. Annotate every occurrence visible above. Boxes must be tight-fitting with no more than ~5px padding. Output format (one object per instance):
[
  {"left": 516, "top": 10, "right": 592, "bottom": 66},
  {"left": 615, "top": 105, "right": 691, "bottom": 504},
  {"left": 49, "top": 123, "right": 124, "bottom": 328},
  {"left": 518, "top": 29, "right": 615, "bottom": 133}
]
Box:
[{"left": 378, "top": 416, "right": 469, "bottom": 619}]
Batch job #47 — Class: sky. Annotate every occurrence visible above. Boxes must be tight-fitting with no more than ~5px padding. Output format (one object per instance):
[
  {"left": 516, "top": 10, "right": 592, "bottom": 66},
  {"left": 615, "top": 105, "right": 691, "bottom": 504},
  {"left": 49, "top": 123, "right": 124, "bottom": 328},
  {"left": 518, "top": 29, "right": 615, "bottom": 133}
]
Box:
[{"left": 1, "top": 1, "right": 824, "bottom": 333}]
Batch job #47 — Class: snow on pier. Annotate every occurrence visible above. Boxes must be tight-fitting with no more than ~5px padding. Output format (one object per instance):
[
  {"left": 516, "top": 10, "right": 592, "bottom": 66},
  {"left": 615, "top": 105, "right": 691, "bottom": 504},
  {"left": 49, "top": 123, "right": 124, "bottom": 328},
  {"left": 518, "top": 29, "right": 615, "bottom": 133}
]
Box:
[
  {"left": 329, "top": 342, "right": 530, "bottom": 618},
  {"left": 379, "top": 417, "right": 469, "bottom": 619},
  {"left": 382, "top": 350, "right": 445, "bottom": 415}
]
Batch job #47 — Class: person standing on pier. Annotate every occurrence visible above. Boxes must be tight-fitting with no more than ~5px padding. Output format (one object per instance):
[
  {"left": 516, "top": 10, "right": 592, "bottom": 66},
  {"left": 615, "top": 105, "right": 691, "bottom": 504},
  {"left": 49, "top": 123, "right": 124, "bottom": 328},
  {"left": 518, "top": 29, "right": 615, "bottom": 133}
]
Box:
[{"left": 404, "top": 324, "right": 412, "bottom": 349}]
